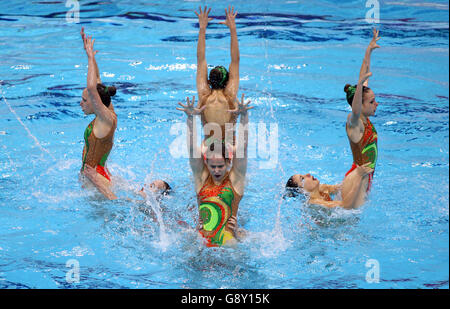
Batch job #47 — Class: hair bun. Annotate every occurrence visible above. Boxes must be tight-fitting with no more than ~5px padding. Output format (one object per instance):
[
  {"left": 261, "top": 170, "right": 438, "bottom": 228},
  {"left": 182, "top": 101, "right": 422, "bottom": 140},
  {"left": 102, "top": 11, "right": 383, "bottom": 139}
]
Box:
[
  {"left": 344, "top": 84, "right": 351, "bottom": 93},
  {"left": 107, "top": 86, "right": 117, "bottom": 97}
]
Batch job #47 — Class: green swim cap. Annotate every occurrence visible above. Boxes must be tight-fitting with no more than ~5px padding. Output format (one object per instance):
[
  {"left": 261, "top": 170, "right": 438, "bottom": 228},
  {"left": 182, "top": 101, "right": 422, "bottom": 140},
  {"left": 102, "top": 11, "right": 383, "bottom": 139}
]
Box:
[
  {"left": 346, "top": 85, "right": 356, "bottom": 100},
  {"left": 216, "top": 66, "right": 228, "bottom": 87}
]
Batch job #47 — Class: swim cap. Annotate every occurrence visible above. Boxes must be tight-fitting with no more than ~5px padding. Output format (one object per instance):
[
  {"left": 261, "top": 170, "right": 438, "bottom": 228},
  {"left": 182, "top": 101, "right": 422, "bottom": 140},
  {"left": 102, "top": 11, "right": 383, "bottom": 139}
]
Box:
[
  {"left": 346, "top": 85, "right": 356, "bottom": 101},
  {"left": 209, "top": 66, "right": 229, "bottom": 89},
  {"left": 216, "top": 66, "right": 228, "bottom": 87}
]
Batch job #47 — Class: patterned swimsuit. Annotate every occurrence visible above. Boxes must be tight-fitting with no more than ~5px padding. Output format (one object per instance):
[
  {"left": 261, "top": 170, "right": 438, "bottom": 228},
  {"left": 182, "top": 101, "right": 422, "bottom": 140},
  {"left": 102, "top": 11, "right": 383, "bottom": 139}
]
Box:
[
  {"left": 346, "top": 117, "right": 378, "bottom": 191},
  {"left": 197, "top": 173, "right": 241, "bottom": 247}
]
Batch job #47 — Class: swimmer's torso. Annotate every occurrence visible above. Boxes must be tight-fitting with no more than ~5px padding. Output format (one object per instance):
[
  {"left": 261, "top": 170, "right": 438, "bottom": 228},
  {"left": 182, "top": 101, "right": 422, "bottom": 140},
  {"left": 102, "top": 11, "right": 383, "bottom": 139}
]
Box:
[
  {"left": 348, "top": 117, "right": 378, "bottom": 169},
  {"left": 200, "top": 90, "right": 237, "bottom": 138},
  {"left": 197, "top": 172, "right": 242, "bottom": 247},
  {"left": 81, "top": 117, "right": 117, "bottom": 177}
]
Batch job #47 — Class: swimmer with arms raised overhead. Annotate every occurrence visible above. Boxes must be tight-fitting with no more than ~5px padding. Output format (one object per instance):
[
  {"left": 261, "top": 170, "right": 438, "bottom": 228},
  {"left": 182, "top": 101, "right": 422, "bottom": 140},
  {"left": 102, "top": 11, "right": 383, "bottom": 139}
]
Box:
[
  {"left": 195, "top": 6, "right": 240, "bottom": 141},
  {"left": 344, "top": 28, "right": 381, "bottom": 196},
  {"left": 79, "top": 28, "right": 118, "bottom": 198},
  {"left": 177, "top": 94, "right": 253, "bottom": 247},
  {"left": 286, "top": 163, "right": 374, "bottom": 209}
]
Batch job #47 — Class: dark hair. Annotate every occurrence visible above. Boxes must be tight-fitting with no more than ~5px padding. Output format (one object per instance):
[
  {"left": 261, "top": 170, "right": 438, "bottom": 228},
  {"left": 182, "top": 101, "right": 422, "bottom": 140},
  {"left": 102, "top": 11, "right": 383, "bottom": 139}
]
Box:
[
  {"left": 96, "top": 84, "right": 117, "bottom": 107},
  {"left": 344, "top": 83, "right": 370, "bottom": 106},
  {"left": 284, "top": 176, "right": 301, "bottom": 198},
  {"left": 161, "top": 181, "right": 172, "bottom": 196},
  {"left": 209, "top": 66, "right": 229, "bottom": 90}
]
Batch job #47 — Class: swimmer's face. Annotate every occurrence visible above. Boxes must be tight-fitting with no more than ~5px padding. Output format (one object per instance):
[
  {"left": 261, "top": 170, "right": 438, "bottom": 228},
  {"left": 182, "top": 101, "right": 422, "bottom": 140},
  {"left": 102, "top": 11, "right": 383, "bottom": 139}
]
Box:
[
  {"left": 148, "top": 180, "right": 167, "bottom": 193},
  {"left": 206, "top": 156, "right": 229, "bottom": 182},
  {"left": 80, "top": 89, "right": 94, "bottom": 115},
  {"left": 362, "top": 89, "right": 378, "bottom": 117},
  {"left": 292, "top": 173, "right": 320, "bottom": 192}
]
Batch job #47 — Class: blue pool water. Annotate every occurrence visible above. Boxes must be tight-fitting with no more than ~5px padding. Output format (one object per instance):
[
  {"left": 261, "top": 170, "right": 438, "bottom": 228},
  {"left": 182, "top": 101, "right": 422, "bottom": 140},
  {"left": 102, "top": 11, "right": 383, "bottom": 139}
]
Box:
[{"left": 0, "top": 0, "right": 448, "bottom": 289}]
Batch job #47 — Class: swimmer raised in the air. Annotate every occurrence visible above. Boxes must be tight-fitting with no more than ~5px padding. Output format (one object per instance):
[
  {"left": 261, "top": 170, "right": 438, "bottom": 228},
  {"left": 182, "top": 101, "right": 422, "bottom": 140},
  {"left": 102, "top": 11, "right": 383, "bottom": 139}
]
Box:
[
  {"left": 177, "top": 94, "right": 253, "bottom": 247},
  {"left": 286, "top": 163, "right": 374, "bottom": 209},
  {"left": 79, "top": 28, "right": 118, "bottom": 198},
  {"left": 195, "top": 6, "right": 240, "bottom": 141},
  {"left": 344, "top": 28, "right": 380, "bottom": 195}
]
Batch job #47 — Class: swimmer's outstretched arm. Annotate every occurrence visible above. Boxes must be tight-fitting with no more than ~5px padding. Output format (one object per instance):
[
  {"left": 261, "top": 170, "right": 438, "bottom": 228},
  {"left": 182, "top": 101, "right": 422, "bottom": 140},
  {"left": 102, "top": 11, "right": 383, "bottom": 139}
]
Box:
[
  {"left": 310, "top": 164, "right": 372, "bottom": 208},
  {"left": 81, "top": 27, "right": 101, "bottom": 84},
  {"left": 360, "top": 28, "right": 380, "bottom": 88},
  {"left": 341, "top": 163, "right": 374, "bottom": 209},
  {"left": 348, "top": 29, "right": 380, "bottom": 127},
  {"left": 348, "top": 70, "right": 372, "bottom": 128},
  {"left": 83, "top": 34, "right": 115, "bottom": 126},
  {"left": 220, "top": 6, "right": 240, "bottom": 100},
  {"left": 320, "top": 184, "right": 341, "bottom": 195},
  {"left": 195, "top": 6, "right": 213, "bottom": 104},
  {"left": 177, "top": 96, "right": 206, "bottom": 185},
  {"left": 227, "top": 94, "right": 254, "bottom": 229}
]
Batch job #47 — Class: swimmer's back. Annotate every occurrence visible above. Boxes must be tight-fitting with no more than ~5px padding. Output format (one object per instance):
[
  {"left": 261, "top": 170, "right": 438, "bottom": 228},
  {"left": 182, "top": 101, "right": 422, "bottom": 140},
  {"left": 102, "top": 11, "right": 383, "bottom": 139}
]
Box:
[{"left": 199, "top": 89, "right": 237, "bottom": 129}]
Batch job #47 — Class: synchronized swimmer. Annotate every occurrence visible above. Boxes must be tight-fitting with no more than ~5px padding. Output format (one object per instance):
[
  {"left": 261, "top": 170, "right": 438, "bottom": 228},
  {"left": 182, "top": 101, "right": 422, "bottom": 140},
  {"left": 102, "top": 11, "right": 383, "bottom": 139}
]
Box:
[
  {"left": 286, "top": 28, "right": 380, "bottom": 209},
  {"left": 78, "top": 7, "right": 381, "bottom": 247}
]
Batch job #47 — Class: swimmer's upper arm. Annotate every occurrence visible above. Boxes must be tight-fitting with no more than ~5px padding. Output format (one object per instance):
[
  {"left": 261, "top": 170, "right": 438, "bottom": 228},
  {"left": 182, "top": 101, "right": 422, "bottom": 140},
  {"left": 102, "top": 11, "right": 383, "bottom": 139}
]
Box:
[
  {"left": 196, "top": 60, "right": 210, "bottom": 101},
  {"left": 346, "top": 113, "right": 363, "bottom": 143},
  {"left": 196, "top": 27, "right": 210, "bottom": 102},
  {"left": 320, "top": 184, "right": 340, "bottom": 195},
  {"left": 87, "top": 56, "right": 115, "bottom": 127},
  {"left": 347, "top": 111, "right": 359, "bottom": 129},
  {"left": 224, "top": 23, "right": 240, "bottom": 100},
  {"left": 86, "top": 87, "right": 115, "bottom": 126}
]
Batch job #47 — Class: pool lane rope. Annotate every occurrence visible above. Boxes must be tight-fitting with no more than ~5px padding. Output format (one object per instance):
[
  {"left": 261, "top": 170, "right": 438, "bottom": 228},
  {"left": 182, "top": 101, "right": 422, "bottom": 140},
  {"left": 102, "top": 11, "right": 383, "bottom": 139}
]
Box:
[{"left": 1, "top": 90, "right": 56, "bottom": 161}]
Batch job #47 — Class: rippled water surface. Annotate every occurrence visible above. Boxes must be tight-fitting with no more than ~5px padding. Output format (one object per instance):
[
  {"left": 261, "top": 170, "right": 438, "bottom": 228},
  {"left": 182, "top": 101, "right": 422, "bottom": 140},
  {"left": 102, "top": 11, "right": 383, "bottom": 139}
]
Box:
[{"left": 0, "top": 0, "right": 448, "bottom": 288}]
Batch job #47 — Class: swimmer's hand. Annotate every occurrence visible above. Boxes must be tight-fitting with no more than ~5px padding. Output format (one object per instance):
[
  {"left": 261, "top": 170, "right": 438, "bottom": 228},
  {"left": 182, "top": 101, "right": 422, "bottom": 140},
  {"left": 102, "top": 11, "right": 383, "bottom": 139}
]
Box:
[
  {"left": 368, "top": 28, "right": 381, "bottom": 52},
  {"left": 177, "top": 96, "right": 206, "bottom": 117},
  {"left": 82, "top": 32, "right": 98, "bottom": 59},
  {"left": 356, "top": 162, "right": 374, "bottom": 177},
  {"left": 219, "top": 6, "right": 237, "bottom": 29},
  {"left": 83, "top": 164, "right": 98, "bottom": 182},
  {"left": 226, "top": 215, "right": 237, "bottom": 234},
  {"left": 228, "top": 93, "right": 254, "bottom": 116},
  {"left": 80, "top": 27, "right": 86, "bottom": 45},
  {"left": 195, "top": 6, "right": 212, "bottom": 29}
]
